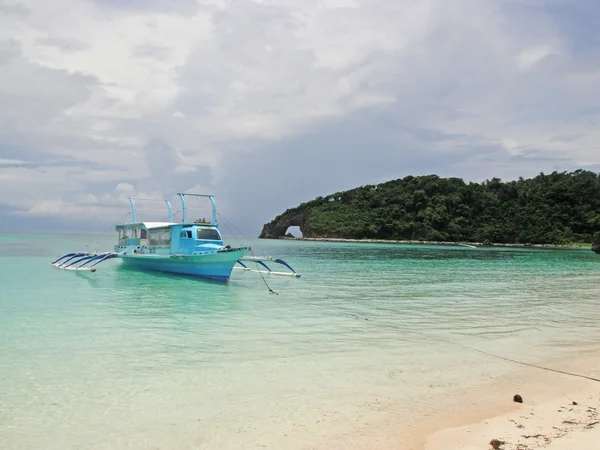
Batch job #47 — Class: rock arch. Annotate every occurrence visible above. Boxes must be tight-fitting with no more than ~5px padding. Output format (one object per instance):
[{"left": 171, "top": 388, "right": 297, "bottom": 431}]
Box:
[{"left": 259, "top": 209, "right": 306, "bottom": 239}]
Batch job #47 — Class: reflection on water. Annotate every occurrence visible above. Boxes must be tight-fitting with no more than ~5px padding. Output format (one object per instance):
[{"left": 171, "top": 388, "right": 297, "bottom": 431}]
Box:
[{"left": 76, "top": 264, "right": 242, "bottom": 320}]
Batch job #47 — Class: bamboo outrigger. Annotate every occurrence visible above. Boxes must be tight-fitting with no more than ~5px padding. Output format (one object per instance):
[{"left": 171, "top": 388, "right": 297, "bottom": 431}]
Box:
[{"left": 235, "top": 256, "right": 301, "bottom": 277}]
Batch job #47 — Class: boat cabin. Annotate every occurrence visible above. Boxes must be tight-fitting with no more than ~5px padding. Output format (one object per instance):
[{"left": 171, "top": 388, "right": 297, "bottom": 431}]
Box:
[{"left": 115, "top": 222, "right": 224, "bottom": 255}]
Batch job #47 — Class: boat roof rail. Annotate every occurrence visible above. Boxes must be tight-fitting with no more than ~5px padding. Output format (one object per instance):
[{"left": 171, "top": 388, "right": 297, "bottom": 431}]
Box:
[
  {"left": 177, "top": 193, "right": 217, "bottom": 227},
  {"left": 128, "top": 197, "right": 173, "bottom": 223}
]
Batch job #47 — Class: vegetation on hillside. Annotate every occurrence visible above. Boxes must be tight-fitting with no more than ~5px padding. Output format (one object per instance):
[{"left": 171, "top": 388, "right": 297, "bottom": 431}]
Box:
[
  {"left": 279, "top": 170, "right": 600, "bottom": 244},
  {"left": 593, "top": 231, "right": 600, "bottom": 253}
]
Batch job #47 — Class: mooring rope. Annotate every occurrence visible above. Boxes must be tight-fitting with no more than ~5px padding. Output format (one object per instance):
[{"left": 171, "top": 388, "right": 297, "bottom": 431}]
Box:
[
  {"left": 344, "top": 311, "right": 600, "bottom": 383},
  {"left": 217, "top": 213, "right": 274, "bottom": 258},
  {"left": 214, "top": 213, "right": 279, "bottom": 294},
  {"left": 247, "top": 247, "right": 279, "bottom": 295},
  {"left": 85, "top": 211, "right": 131, "bottom": 252},
  {"left": 216, "top": 212, "right": 282, "bottom": 294}
]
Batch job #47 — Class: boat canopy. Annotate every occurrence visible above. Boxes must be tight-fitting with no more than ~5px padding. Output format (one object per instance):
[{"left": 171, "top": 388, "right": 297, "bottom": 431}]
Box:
[
  {"left": 115, "top": 222, "right": 220, "bottom": 231},
  {"left": 116, "top": 222, "right": 177, "bottom": 230}
]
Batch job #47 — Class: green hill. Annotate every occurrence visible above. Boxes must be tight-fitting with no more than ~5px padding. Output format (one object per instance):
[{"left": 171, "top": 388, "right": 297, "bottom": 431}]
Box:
[{"left": 260, "top": 170, "right": 600, "bottom": 245}]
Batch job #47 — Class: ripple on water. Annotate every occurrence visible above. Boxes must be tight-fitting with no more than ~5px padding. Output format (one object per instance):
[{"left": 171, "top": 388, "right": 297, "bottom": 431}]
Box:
[{"left": 1, "top": 237, "right": 600, "bottom": 449}]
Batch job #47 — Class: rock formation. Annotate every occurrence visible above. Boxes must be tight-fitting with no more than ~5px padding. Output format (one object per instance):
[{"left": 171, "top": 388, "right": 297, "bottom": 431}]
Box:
[{"left": 259, "top": 208, "right": 307, "bottom": 239}]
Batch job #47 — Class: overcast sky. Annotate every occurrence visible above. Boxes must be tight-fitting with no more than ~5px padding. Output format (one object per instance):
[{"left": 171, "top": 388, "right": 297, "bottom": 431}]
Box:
[{"left": 1, "top": 0, "right": 599, "bottom": 234}]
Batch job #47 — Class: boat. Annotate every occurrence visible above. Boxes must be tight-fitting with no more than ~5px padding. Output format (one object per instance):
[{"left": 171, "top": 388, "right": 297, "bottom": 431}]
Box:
[{"left": 51, "top": 193, "right": 300, "bottom": 282}]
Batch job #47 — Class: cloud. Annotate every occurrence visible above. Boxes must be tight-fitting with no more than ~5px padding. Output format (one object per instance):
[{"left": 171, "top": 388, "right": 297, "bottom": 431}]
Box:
[
  {"left": 0, "top": 2, "right": 30, "bottom": 17},
  {"left": 37, "top": 37, "right": 90, "bottom": 52},
  {"left": 133, "top": 44, "right": 174, "bottom": 61},
  {"left": 92, "top": 0, "right": 201, "bottom": 15},
  {"left": 0, "top": 0, "right": 599, "bottom": 234},
  {"left": 517, "top": 46, "right": 555, "bottom": 70}
]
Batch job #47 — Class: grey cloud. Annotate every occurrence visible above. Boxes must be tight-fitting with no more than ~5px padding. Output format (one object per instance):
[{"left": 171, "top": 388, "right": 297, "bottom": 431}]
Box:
[
  {"left": 502, "top": 0, "right": 600, "bottom": 71},
  {"left": 551, "top": 133, "right": 585, "bottom": 143},
  {"left": 0, "top": 42, "right": 98, "bottom": 121},
  {"left": 0, "top": 40, "right": 21, "bottom": 64},
  {"left": 92, "top": 0, "right": 200, "bottom": 15},
  {"left": 137, "top": 138, "right": 212, "bottom": 197},
  {"left": 543, "top": 0, "right": 600, "bottom": 55},
  {"left": 133, "top": 44, "right": 174, "bottom": 61},
  {"left": 144, "top": 139, "right": 183, "bottom": 180},
  {"left": 175, "top": 22, "right": 311, "bottom": 114},
  {"left": 0, "top": 2, "right": 29, "bottom": 18},
  {"left": 0, "top": 157, "right": 120, "bottom": 171},
  {"left": 37, "top": 37, "right": 90, "bottom": 52},
  {"left": 0, "top": 39, "right": 130, "bottom": 225},
  {"left": 0, "top": 41, "right": 107, "bottom": 166}
]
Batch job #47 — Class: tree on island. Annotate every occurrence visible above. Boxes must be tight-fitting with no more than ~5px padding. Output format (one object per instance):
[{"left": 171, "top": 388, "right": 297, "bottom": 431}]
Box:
[
  {"left": 593, "top": 232, "right": 600, "bottom": 254},
  {"left": 261, "top": 170, "right": 600, "bottom": 246}
]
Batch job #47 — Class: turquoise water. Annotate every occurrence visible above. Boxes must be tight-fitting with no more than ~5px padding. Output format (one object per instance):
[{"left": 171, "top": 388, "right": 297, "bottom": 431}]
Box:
[{"left": 1, "top": 233, "right": 600, "bottom": 449}]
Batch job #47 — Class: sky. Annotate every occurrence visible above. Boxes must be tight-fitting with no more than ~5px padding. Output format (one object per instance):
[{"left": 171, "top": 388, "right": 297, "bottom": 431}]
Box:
[{"left": 1, "top": 0, "right": 599, "bottom": 234}]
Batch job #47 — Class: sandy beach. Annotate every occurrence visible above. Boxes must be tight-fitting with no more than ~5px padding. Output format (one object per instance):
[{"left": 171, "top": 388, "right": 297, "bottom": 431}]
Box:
[
  {"left": 307, "top": 350, "right": 600, "bottom": 450},
  {"left": 423, "top": 352, "right": 600, "bottom": 450}
]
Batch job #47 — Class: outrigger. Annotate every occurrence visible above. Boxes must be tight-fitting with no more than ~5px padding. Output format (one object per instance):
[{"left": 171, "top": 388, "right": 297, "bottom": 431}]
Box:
[
  {"left": 235, "top": 256, "right": 301, "bottom": 277},
  {"left": 51, "top": 193, "right": 300, "bottom": 282},
  {"left": 51, "top": 252, "right": 119, "bottom": 272}
]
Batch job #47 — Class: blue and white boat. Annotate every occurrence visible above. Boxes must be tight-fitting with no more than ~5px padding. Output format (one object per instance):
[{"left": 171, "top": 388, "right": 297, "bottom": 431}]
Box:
[{"left": 51, "top": 193, "right": 300, "bottom": 282}]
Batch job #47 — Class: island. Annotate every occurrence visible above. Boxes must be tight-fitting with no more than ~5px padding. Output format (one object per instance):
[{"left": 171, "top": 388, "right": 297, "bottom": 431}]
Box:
[{"left": 260, "top": 170, "right": 600, "bottom": 250}]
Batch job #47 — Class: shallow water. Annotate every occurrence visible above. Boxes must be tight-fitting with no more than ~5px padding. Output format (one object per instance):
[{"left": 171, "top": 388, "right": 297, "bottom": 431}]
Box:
[{"left": 1, "top": 233, "right": 600, "bottom": 449}]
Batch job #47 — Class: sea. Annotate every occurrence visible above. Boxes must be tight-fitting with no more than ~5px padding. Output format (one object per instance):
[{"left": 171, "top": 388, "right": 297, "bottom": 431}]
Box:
[{"left": 1, "top": 232, "right": 600, "bottom": 449}]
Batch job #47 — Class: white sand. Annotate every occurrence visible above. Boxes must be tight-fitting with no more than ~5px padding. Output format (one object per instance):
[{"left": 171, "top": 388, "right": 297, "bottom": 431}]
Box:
[
  {"left": 311, "top": 350, "right": 600, "bottom": 450},
  {"left": 424, "top": 372, "right": 600, "bottom": 450}
]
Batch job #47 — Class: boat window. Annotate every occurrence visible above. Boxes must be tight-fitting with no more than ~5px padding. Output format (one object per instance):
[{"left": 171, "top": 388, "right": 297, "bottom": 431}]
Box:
[
  {"left": 197, "top": 228, "right": 221, "bottom": 240},
  {"left": 180, "top": 230, "right": 193, "bottom": 238},
  {"left": 141, "top": 229, "right": 147, "bottom": 239},
  {"left": 147, "top": 228, "right": 171, "bottom": 247}
]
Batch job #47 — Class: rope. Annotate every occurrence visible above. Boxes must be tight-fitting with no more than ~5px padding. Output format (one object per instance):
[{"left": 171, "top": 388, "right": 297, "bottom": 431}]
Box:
[
  {"left": 344, "top": 312, "right": 600, "bottom": 383},
  {"left": 215, "top": 212, "right": 281, "bottom": 294},
  {"left": 217, "top": 214, "right": 246, "bottom": 250},
  {"left": 85, "top": 211, "right": 131, "bottom": 252},
  {"left": 247, "top": 246, "right": 278, "bottom": 295},
  {"left": 217, "top": 213, "right": 273, "bottom": 258},
  {"left": 210, "top": 213, "right": 276, "bottom": 294}
]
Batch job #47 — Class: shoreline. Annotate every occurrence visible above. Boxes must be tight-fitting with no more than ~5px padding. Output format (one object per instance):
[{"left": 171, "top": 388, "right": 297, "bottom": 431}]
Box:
[
  {"left": 265, "top": 236, "right": 592, "bottom": 250},
  {"left": 313, "top": 348, "right": 600, "bottom": 450},
  {"left": 425, "top": 394, "right": 600, "bottom": 450},
  {"left": 423, "top": 359, "right": 600, "bottom": 449},
  {"left": 418, "top": 349, "right": 600, "bottom": 450}
]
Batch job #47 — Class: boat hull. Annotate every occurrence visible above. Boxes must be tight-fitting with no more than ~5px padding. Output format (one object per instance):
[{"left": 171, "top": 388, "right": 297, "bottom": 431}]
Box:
[{"left": 119, "top": 248, "right": 249, "bottom": 282}]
